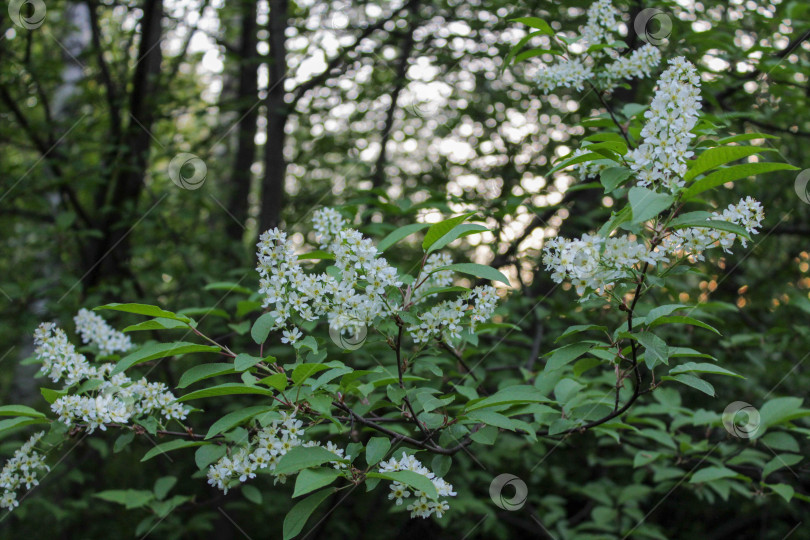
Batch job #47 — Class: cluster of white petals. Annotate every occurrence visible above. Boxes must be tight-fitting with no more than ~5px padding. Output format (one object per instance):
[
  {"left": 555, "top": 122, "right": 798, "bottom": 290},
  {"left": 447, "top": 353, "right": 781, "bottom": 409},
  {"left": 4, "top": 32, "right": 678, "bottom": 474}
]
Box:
[
  {"left": 414, "top": 253, "right": 454, "bottom": 303},
  {"left": 536, "top": 58, "right": 593, "bottom": 94},
  {"left": 535, "top": 0, "right": 661, "bottom": 93},
  {"left": 378, "top": 452, "right": 456, "bottom": 519},
  {"left": 544, "top": 198, "right": 764, "bottom": 296},
  {"left": 625, "top": 57, "right": 702, "bottom": 193},
  {"left": 73, "top": 308, "right": 133, "bottom": 356},
  {"left": 34, "top": 321, "right": 188, "bottom": 434},
  {"left": 408, "top": 286, "right": 497, "bottom": 344},
  {"left": 603, "top": 44, "right": 662, "bottom": 83},
  {"left": 207, "top": 412, "right": 349, "bottom": 493},
  {"left": 543, "top": 234, "right": 668, "bottom": 295},
  {"left": 256, "top": 208, "right": 402, "bottom": 344},
  {"left": 662, "top": 198, "right": 765, "bottom": 262},
  {"left": 0, "top": 432, "right": 48, "bottom": 510}
]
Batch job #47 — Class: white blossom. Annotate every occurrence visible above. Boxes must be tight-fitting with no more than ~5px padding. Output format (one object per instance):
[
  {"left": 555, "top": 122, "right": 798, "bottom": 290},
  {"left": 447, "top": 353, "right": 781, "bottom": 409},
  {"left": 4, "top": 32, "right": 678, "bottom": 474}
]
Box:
[
  {"left": 73, "top": 308, "right": 133, "bottom": 356},
  {"left": 625, "top": 56, "right": 702, "bottom": 193},
  {"left": 377, "top": 452, "right": 456, "bottom": 519},
  {"left": 0, "top": 432, "right": 49, "bottom": 511}
]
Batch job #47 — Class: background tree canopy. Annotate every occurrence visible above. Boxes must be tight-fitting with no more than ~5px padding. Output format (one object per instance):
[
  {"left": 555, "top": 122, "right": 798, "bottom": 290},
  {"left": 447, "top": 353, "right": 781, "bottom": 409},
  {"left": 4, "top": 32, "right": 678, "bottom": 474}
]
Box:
[{"left": 0, "top": 0, "right": 809, "bottom": 538}]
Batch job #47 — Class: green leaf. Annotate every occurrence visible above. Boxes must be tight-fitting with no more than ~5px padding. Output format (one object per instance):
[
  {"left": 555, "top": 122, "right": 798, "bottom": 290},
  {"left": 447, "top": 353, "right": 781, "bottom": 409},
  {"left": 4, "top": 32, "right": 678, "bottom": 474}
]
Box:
[
  {"left": 682, "top": 162, "right": 797, "bottom": 199},
  {"left": 177, "top": 363, "right": 236, "bottom": 389},
  {"left": 599, "top": 166, "right": 633, "bottom": 193},
  {"left": 177, "top": 383, "right": 275, "bottom": 402},
  {"left": 662, "top": 374, "right": 715, "bottom": 396},
  {"left": 282, "top": 489, "right": 333, "bottom": 540},
  {"left": 544, "top": 343, "right": 593, "bottom": 371},
  {"left": 94, "top": 489, "right": 154, "bottom": 509},
  {"left": 684, "top": 146, "right": 776, "bottom": 182},
  {"left": 648, "top": 316, "right": 721, "bottom": 335},
  {"left": 759, "top": 397, "right": 810, "bottom": 431},
  {"left": 644, "top": 304, "right": 688, "bottom": 325},
  {"left": 762, "top": 454, "right": 802, "bottom": 480},
  {"left": 435, "top": 263, "right": 510, "bottom": 286},
  {"left": 140, "top": 440, "right": 204, "bottom": 462},
  {"left": 40, "top": 387, "right": 67, "bottom": 404},
  {"left": 153, "top": 477, "right": 177, "bottom": 500},
  {"left": 0, "top": 417, "right": 50, "bottom": 435},
  {"left": 368, "top": 471, "right": 438, "bottom": 500},
  {"left": 274, "top": 446, "right": 345, "bottom": 476},
  {"left": 95, "top": 303, "right": 190, "bottom": 323},
  {"left": 635, "top": 332, "right": 668, "bottom": 368},
  {"left": 113, "top": 342, "right": 220, "bottom": 375},
  {"left": 259, "top": 372, "right": 288, "bottom": 392},
  {"left": 670, "top": 218, "right": 751, "bottom": 239},
  {"left": 234, "top": 353, "right": 263, "bottom": 372},
  {"left": 365, "top": 437, "right": 391, "bottom": 467},
  {"left": 767, "top": 483, "right": 795, "bottom": 503},
  {"left": 689, "top": 466, "right": 738, "bottom": 483},
  {"left": 122, "top": 318, "right": 189, "bottom": 332},
  {"left": 293, "top": 468, "right": 342, "bottom": 498},
  {"left": 549, "top": 152, "right": 604, "bottom": 175},
  {"left": 243, "top": 484, "right": 263, "bottom": 504},
  {"left": 427, "top": 223, "right": 488, "bottom": 253},
  {"left": 717, "top": 133, "right": 778, "bottom": 144},
  {"left": 206, "top": 406, "right": 273, "bottom": 439},
  {"left": 251, "top": 312, "right": 277, "bottom": 345},
  {"left": 195, "top": 445, "right": 227, "bottom": 470},
  {"left": 510, "top": 16, "right": 554, "bottom": 35},
  {"left": 297, "top": 250, "right": 335, "bottom": 261},
  {"left": 669, "top": 362, "right": 743, "bottom": 379},
  {"left": 503, "top": 30, "right": 553, "bottom": 70},
  {"left": 204, "top": 281, "right": 253, "bottom": 295},
  {"left": 377, "top": 223, "right": 430, "bottom": 252},
  {"left": 0, "top": 405, "right": 45, "bottom": 418},
  {"left": 292, "top": 363, "right": 331, "bottom": 385},
  {"left": 628, "top": 187, "right": 674, "bottom": 224},
  {"left": 422, "top": 213, "right": 475, "bottom": 251}
]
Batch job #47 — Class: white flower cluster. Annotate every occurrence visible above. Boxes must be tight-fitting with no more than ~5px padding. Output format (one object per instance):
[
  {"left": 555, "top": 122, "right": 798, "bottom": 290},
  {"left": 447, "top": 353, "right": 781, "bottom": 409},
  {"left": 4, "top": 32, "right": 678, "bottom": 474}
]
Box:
[
  {"left": 535, "top": 0, "right": 661, "bottom": 93},
  {"left": 536, "top": 58, "right": 594, "bottom": 94},
  {"left": 569, "top": 147, "right": 613, "bottom": 180},
  {"left": 207, "top": 412, "right": 349, "bottom": 493},
  {"left": 662, "top": 197, "right": 765, "bottom": 262},
  {"left": 543, "top": 234, "right": 668, "bottom": 295},
  {"left": 256, "top": 208, "right": 402, "bottom": 343},
  {"left": 0, "top": 432, "right": 49, "bottom": 511},
  {"left": 625, "top": 57, "right": 702, "bottom": 193},
  {"left": 408, "top": 286, "right": 497, "bottom": 344},
  {"left": 603, "top": 44, "right": 662, "bottom": 83},
  {"left": 544, "top": 198, "right": 764, "bottom": 295},
  {"left": 73, "top": 308, "right": 133, "bottom": 356},
  {"left": 379, "top": 452, "right": 456, "bottom": 519},
  {"left": 580, "top": 0, "right": 620, "bottom": 50},
  {"left": 414, "top": 253, "right": 455, "bottom": 303},
  {"left": 34, "top": 322, "right": 188, "bottom": 434}
]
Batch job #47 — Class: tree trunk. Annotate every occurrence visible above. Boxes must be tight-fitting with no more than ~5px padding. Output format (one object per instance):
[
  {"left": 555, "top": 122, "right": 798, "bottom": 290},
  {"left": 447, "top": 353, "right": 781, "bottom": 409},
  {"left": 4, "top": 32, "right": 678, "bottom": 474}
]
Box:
[
  {"left": 84, "top": 0, "right": 164, "bottom": 291},
  {"left": 226, "top": 0, "right": 259, "bottom": 247},
  {"left": 260, "top": 0, "right": 289, "bottom": 234}
]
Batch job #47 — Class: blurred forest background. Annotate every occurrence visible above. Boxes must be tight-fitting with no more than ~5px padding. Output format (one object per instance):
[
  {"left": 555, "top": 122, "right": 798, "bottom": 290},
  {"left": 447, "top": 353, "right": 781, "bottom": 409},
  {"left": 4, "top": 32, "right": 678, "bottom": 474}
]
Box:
[{"left": 1, "top": 0, "right": 809, "bottom": 538}]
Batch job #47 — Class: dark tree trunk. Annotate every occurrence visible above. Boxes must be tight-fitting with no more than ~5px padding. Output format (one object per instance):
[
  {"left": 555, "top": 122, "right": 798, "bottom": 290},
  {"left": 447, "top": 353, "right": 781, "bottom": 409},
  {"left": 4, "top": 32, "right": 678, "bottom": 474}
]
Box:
[
  {"left": 260, "top": 0, "right": 289, "bottom": 234},
  {"left": 84, "top": 0, "right": 164, "bottom": 291},
  {"left": 226, "top": 0, "right": 259, "bottom": 247}
]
